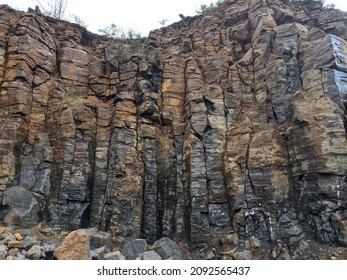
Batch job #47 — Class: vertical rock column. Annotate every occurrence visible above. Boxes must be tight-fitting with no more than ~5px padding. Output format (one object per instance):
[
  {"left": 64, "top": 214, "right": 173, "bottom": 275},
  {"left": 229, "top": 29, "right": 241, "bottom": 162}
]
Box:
[
  {"left": 183, "top": 48, "right": 232, "bottom": 247},
  {"left": 160, "top": 55, "right": 186, "bottom": 240},
  {"left": 203, "top": 59, "right": 230, "bottom": 237},
  {"left": 288, "top": 31, "right": 347, "bottom": 245},
  {"left": 88, "top": 45, "right": 118, "bottom": 229},
  {"left": 0, "top": 12, "right": 56, "bottom": 226},
  {"left": 48, "top": 44, "right": 95, "bottom": 230},
  {"left": 0, "top": 6, "right": 14, "bottom": 209},
  {"left": 109, "top": 60, "right": 144, "bottom": 246},
  {"left": 137, "top": 57, "right": 162, "bottom": 243},
  {"left": 183, "top": 58, "right": 210, "bottom": 248}
]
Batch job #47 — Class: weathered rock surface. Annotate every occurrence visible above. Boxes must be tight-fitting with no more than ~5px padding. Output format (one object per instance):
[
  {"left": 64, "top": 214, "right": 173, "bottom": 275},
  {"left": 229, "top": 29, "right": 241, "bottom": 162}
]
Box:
[
  {"left": 152, "top": 237, "right": 182, "bottom": 260},
  {"left": 122, "top": 239, "right": 147, "bottom": 260},
  {"left": 25, "top": 245, "right": 43, "bottom": 260},
  {"left": 53, "top": 230, "right": 90, "bottom": 260},
  {"left": 53, "top": 227, "right": 111, "bottom": 260},
  {"left": 0, "top": 0, "right": 347, "bottom": 259}
]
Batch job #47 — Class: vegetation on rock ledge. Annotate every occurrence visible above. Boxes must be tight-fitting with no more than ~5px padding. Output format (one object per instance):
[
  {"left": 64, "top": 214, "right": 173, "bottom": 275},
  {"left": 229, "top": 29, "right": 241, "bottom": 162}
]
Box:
[
  {"left": 196, "top": 0, "right": 226, "bottom": 15},
  {"left": 98, "top": 24, "right": 145, "bottom": 62}
]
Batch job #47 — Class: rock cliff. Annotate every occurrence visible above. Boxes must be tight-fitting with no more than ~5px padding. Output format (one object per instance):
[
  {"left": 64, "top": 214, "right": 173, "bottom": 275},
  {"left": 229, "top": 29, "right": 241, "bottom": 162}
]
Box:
[{"left": 0, "top": 0, "right": 347, "bottom": 259}]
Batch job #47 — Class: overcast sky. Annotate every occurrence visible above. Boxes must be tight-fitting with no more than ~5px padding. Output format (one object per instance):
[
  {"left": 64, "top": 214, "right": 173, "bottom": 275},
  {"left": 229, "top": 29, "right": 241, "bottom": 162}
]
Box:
[{"left": 1, "top": 0, "right": 347, "bottom": 36}]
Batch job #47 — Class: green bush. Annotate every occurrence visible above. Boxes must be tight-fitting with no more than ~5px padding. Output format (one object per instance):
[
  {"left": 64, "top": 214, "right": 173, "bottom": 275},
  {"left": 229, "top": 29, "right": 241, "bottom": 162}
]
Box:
[
  {"left": 196, "top": 0, "right": 226, "bottom": 15},
  {"left": 98, "top": 24, "right": 145, "bottom": 62}
]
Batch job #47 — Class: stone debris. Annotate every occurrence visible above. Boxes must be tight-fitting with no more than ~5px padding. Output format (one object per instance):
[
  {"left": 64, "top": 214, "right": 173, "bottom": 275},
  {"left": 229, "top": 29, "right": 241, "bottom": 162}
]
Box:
[{"left": 0, "top": 224, "right": 346, "bottom": 259}]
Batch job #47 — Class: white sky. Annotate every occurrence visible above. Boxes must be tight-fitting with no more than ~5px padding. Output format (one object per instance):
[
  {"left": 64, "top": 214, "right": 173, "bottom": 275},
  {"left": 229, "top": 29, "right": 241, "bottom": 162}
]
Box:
[{"left": 1, "top": 0, "right": 347, "bottom": 36}]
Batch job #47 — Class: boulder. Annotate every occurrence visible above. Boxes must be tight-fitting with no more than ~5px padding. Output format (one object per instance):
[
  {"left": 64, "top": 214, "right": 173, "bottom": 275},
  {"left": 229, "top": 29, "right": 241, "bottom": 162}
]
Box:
[
  {"left": 90, "top": 245, "right": 107, "bottom": 260},
  {"left": 3, "top": 186, "right": 40, "bottom": 227},
  {"left": 53, "top": 228, "right": 111, "bottom": 260},
  {"left": 22, "top": 236, "right": 39, "bottom": 251},
  {"left": 8, "top": 240, "right": 23, "bottom": 249},
  {"left": 152, "top": 238, "right": 182, "bottom": 260},
  {"left": 123, "top": 239, "right": 147, "bottom": 260},
  {"left": 53, "top": 230, "right": 90, "bottom": 260},
  {"left": 26, "top": 245, "right": 43, "bottom": 260}
]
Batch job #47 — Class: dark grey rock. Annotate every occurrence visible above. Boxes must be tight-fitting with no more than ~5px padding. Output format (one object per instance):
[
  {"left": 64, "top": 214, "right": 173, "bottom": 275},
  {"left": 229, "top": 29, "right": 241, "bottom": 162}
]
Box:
[
  {"left": 3, "top": 232, "right": 16, "bottom": 245},
  {"left": 41, "top": 241, "right": 60, "bottom": 255},
  {"left": 123, "top": 239, "right": 147, "bottom": 260},
  {"left": 285, "top": 224, "right": 303, "bottom": 236},
  {"left": 22, "top": 236, "right": 39, "bottom": 251},
  {"left": 26, "top": 245, "right": 42, "bottom": 260},
  {"left": 152, "top": 237, "right": 182, "bottom": 260},
  {"left": 90, "top": 245, "right": 107, "bottom": 260},
  {"left": 293, "top": 240, "right": 309, "bottom": 258},
  {"left": 208, "top": 204, "right": 231, "bottom": 227},
  {"left": 3, "top": 186, "right": 40, "bottom": 227},
  {"left": 0, "top": 250, "right": 7, "bottom": 260},
  {"left": 87, "top": 229, "right": 111, "bottom": 250},
  {"left": 17, "top": 228, "right": 32, "bottom": 236}
]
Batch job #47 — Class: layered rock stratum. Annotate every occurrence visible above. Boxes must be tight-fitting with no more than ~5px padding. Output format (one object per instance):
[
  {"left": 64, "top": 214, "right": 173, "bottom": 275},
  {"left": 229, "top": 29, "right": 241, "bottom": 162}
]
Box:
[{"left": 0, "top": 0, "right": 347, "bottom": 259}]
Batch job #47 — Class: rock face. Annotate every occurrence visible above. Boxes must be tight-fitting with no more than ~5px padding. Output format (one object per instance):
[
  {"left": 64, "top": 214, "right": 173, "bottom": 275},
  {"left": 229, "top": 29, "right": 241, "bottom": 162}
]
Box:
[{"left": 0, "top": 0, "right": 347, "bottom": 258}]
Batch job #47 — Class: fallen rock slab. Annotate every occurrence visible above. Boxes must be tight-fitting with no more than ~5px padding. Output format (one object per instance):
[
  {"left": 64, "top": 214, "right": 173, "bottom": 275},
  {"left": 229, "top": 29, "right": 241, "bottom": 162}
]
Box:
[{"left": 152, "top": 237, "right": 182, "bottom": 260}]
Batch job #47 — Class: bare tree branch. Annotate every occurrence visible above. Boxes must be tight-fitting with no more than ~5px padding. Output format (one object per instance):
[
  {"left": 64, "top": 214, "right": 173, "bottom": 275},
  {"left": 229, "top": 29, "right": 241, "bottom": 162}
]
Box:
[{"left": 36, "top": 0, "right": 67, "bottom": 20}]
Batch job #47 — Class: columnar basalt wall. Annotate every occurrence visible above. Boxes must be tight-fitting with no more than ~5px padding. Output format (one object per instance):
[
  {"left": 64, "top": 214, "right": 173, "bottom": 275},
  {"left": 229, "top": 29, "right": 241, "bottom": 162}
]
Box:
[{"left": 0, "top": 0, "right": 347, "bottom": 255}]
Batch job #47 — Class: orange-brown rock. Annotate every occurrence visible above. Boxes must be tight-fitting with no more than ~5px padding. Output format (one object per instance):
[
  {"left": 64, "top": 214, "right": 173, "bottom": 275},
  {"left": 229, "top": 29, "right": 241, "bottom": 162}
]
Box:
[
  {"left": 8, "top": 240, "right": 23, "bottom": 249},
  {"left": 0, "top": 227, "right": 6, "bottom": 235},
  {"left": 14, "top": 232, "right": 23, "bottom": 240},
  {"left": 53, "top": 230, "right": 89, "bottom": 260},
  {"left": 53, "top": 227, "right": 111, "bottom": 260}
]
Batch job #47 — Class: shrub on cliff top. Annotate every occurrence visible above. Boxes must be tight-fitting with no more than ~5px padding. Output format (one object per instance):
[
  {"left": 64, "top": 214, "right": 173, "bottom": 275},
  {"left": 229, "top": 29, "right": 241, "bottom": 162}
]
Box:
[
  {"left": 196, "top": 0, "right": 226, "bottom": 15},
  {"left": 98, "top": 24, "right": 145, "bottom": 63}
]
